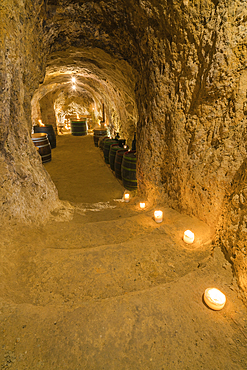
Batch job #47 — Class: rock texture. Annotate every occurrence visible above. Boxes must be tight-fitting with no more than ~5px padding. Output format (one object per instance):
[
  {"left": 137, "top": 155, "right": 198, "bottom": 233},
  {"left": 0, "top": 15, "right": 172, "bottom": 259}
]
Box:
[
  {"left": 1, "top": 0, "right": 247, "bottom": 297},
  {"left": 0, "top": 0, "right": 61, "bottom": 224}
]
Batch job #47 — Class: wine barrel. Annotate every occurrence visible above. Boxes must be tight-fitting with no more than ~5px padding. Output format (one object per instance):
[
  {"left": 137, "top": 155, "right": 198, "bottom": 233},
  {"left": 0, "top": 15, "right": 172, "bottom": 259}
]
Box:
[
  {"left": 93, "top": 129, "right": 107, "bottom": 147},
  {"left": 103, "top": 139, "right": 118, "bottom": 164},
  {"left": 114, "top": 149, "right": 126, "bottom": 179},
  {"left": 31, "top": 133, "right": 51, "bottom": 163},
  {"left": 71, "top": 120, "right": 88, "bottom": 136},
  {"left": 99, "top": 136, "right": 109, "bottom": 150},
  {"left": 109, "top": 144, "right": 122, "bottom": 171},
  {"left": 121, "top": 150, "right": 137, "bottom": 190},
  {"left": 34, "top": 125, "right": 56, "bottom": 149}
]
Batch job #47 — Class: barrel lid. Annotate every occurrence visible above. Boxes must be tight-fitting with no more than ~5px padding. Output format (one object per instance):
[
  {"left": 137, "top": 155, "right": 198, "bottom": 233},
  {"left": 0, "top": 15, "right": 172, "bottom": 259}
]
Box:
[
  {"left": 111, "top": 145, "right": 122, "bottom": 151},
  {"left": 94, "top": 128, "right": 107, "bottom": 132},
  {"left": 31, "top": 133, "right": 47, "bottom": 138},
  {"left": 71, "top": 120, "right": 87, "bottom": 123},
  {"left": 104, "top": 139, "right": 118, "bottom": 143},
  {"left": 124, "top": 150, "right": 136, "bottom": 158}
]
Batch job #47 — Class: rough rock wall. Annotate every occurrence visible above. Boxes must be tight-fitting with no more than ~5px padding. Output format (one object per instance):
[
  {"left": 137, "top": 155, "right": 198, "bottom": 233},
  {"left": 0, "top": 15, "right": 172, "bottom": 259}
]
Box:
[
  {"left": 0, "top": 0, "right": 60, "bottom": 224},
  {"left": 217, "top": 160, "right": 247, "bottom": 303},
  {"left": 136, "top": 0, "right": 247, "bottom": 228},
  {"left": 39, "top": 92, "right": 57, "bottom": 128},
  {"left": 131, "top": 0, "right": 247, "bottom": 299}
]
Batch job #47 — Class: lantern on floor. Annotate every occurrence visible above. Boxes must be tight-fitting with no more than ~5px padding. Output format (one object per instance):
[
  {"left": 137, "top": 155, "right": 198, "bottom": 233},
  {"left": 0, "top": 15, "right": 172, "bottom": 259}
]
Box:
[
  {"left": 183, "top": 230, "right": 194, "bottom": 244},
  {"left": 204, "top": 288, "right": 226, "bottom": 310},
  {"left": 154, "top": 210, "right": 163, "bottom": 223}
]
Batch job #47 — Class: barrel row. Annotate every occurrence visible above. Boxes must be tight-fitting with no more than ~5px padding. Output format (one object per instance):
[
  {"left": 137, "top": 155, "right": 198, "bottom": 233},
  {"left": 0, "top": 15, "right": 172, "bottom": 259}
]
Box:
[{"left": 97, "top": 135, "right": 137, "bottom": 191}]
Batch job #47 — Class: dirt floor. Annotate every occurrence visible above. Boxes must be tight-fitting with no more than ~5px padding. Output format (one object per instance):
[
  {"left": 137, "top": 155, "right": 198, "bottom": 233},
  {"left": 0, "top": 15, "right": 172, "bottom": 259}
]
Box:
[{"left": 0, "top": 134, "right": 247, "bottom": 369}]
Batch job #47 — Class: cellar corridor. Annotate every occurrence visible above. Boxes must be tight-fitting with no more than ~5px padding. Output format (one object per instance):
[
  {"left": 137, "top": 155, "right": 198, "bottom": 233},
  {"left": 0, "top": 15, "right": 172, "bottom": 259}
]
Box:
[{"left": 0, "top": 135, "right": 247, "bottom": 369}]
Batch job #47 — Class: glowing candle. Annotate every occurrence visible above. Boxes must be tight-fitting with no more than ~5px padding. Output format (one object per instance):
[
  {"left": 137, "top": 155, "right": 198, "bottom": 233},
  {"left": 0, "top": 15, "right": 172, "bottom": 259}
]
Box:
[
  {"left": 204, "top": 288, "right": 226, "bottom": 311},
  {"left": 72, "top": 85, "right": 76, "bottom": 90},
  {"left": 183, "top": 230, "right": 194, "bottom": 244},
  {"left": 124, "top": 193, "right": 130, "bottom": 202},
  {"left": 154, "top": 210, "right": 163, "bottom": 223},
  {"left": 72, "top": 76, "right": 76, "bottom": 83},
  {"left": 140, "top": 202, "right": 146, "bottom": 209}
]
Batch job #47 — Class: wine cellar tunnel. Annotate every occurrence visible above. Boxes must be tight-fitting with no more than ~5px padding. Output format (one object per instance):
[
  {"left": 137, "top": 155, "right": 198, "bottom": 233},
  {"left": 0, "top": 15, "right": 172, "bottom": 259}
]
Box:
[{"left": 1, "top": 0, "right": 247, "bottom": 368}]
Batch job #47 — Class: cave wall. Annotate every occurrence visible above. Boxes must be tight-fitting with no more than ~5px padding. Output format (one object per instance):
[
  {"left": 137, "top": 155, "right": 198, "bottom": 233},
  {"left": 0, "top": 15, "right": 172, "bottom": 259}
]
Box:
[
  {"left": 135, "top": 0, "right": 247, "bottom": 227},
  {"left": 0, "top": 0, "right": 60, "bottom": 224},
  {"left": 39, "top": 92, "right": 57, "bottom": 128}
]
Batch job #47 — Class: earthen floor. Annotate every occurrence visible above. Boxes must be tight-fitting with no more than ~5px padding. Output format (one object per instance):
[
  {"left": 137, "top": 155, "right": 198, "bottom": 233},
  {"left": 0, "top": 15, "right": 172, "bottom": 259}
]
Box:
[{"left": 0, "top": 134, "right": 247, "bottom": 369}]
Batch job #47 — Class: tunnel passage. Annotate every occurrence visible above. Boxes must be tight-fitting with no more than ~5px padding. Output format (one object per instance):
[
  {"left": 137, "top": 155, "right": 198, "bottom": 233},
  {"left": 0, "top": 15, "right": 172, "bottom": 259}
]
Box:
[
  {"left": 1, "top": 0, "right": 247, "bottom": 301},
  {"left": 31, "top": 47, "right": 138, "bottom": 146}
]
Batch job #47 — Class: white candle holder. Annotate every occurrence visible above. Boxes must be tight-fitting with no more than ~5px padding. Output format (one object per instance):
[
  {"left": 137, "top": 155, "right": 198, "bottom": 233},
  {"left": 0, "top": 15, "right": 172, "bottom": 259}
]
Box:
[
  {"left": 183, "top": 230, "right": 194, "bottom": 244},
  {"left": 204, "top": 288, "right": 226, "bottom": 310},
  {"left": 140, "top": 202, "right": 146, "bottom": 209},
  {"left": 154, "top": 210, "right": 163, "bottom": 223},
  {"left": 123, "top": 193, "right": 130, "bottom": 202}
]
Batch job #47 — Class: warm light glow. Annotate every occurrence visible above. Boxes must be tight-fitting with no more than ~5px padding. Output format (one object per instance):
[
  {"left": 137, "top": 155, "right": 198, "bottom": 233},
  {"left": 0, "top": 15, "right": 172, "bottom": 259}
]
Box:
[
  {"left": 64, "top": 123, "right": 71, "bottom": 130},
  {"left": 124, "top": 145, "right": 127, "bottom": 149},
  {"left": 72, "top": 85, "right": 76, "bottom": 90},
  {"left": 76, "top": 113, "right": 80, "bottom": 119},
  {"left": 38, "top": 119, "right": 45, "bottom": 127},
  {"left": 140, "top": 202, "right": 146, "bottom": 209},
  {"left": 183, "top": 230, "right": 194, "bottom": 244},
  {"left": 204, "top": 288, "right": 226, "bottom": 310},
  {"left": 154, "top": 210, "right": 163, "bottom": 223},
  {"left": 72, "top": 76, "right": 76, "bottom": 83},
  {"left": 124, "top": 193, "right": 130, "bottom": 202}
]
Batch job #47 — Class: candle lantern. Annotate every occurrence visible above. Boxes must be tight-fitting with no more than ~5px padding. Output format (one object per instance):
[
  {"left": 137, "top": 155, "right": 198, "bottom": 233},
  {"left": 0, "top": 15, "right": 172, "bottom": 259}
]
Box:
[
  {"left": 183, "top": 230, "right": 194, "bottom": 244},
  {"left": 204, "top": 288, "right": 226, "bottom": 310},
  {"left": 124, "top": 193, "right": 130, "bottom": 202},
  {"left": 140, "top": 202, "right": 146, "bottom": 209},
  {"left": 154, "top": 210, "right": 163, "bottom": 223}
]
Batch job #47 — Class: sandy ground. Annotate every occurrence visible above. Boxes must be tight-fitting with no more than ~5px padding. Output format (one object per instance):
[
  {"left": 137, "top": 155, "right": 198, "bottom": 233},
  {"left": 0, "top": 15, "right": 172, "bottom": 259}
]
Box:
[{"left": 0, "top": 134, "right": 247, "bottom": 369}]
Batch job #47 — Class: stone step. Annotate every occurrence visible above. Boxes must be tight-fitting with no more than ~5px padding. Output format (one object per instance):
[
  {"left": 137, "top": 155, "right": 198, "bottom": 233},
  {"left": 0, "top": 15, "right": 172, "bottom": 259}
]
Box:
[{"left": 0, "top": 207, "right": 214, "bottom": 306}]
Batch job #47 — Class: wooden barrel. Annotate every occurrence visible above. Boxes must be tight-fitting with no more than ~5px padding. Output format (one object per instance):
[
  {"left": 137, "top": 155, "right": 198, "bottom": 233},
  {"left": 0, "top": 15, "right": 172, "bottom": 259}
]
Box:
[
  {"left": 93, "top": 129, "right": 107, "bottom": 147},
  {"left": 71, "top": 120, "right": 88, "bottom": 136},
  {"left": 99, "top": 136, "right": 109, "bottom": 150},
  {"left": 121, "top": 150, "right": 137, "bottom": 190},
  {"left": 114, "top": 149, "right": 126, "bottom": 179},
  {"left": 109, "top": 144, "right": 122, "bottom": 171},
  {"left": 103, "top": 139, "right": 118, "bottom": 164},
  {"left": 31, "top": 133, "right": 51, "bottom": 163},
  {"left": 34, "top": 125, "right": 56, "bottom": 149}
]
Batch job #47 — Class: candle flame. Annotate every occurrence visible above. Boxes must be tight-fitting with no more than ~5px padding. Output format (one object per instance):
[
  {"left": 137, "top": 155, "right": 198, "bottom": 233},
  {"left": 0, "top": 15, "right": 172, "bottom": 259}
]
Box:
[{"left": 38, "top": 119, "right": 45, "bottom": 127}]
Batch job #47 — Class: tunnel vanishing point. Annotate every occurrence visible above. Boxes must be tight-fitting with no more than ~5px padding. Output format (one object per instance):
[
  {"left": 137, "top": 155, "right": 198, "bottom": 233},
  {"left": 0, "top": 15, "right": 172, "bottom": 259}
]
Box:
[{"left": 0, "top": 0, "right": 247, "bottom": 302}]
